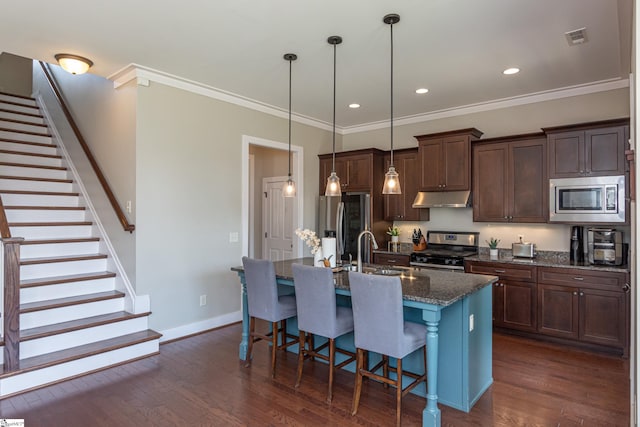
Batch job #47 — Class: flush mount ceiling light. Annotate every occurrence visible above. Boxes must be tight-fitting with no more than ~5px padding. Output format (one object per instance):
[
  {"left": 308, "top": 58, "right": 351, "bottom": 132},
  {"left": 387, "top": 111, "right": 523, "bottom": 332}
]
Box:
[
  {"left": 503, "top": 67, "right": 520, "bottom": 75},
  {"left": 54, "top": 53, "right": 93, "bottom": 75},
  {"left": 415, "top": 88, "right": 429, "bottom": 94},
  {"left": 325, "top": 35, "right": 343, "bottom": 197},
  {"left": 283, "top": 53, "right": 297, "bottom": 198},
  {"left": 382, "top": 13, "right": 402, "bottom": 195}
]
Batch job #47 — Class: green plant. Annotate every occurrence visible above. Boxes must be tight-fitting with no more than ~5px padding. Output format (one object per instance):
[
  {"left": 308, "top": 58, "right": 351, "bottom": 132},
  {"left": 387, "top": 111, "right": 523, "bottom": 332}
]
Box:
[
  {"left": 486, "top": 237, "right": 500, "bottom": 249},
  {"left": 386, "top": 226, "right": 400, "bottom": 237}
]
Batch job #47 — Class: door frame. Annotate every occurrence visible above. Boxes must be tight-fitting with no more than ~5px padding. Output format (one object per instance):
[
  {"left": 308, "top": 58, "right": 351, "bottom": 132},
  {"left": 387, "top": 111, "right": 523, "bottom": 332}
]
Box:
[{"left": 241, "top": 134, "right": 303, "bottom": 258}]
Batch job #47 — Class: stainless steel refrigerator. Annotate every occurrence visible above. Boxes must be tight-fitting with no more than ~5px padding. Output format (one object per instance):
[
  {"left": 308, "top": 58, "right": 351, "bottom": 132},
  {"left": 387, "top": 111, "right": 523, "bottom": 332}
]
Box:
[{"left": 318, "top": 193, "right": 371, "bottom": 263}]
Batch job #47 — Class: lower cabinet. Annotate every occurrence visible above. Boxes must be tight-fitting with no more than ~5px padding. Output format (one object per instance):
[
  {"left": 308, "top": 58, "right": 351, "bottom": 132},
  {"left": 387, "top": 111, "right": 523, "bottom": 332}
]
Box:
[{"left": 373, "top": 252, "right": 410, "bottom": 267}]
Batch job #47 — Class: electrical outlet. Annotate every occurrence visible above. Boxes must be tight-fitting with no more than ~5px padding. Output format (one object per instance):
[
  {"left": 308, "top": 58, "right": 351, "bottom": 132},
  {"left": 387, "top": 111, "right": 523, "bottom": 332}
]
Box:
[
  {"left": 517, "top": 234, "right": 524, "bottom": 242},
  {"left": 229, "top": 232, "right": 239, "bottom": 243},
  {"left": 469, "top": 314, "right": 474, "bottom": 332},
  {"left": 200, "top": 295, "right": 206, "bottom": 306}
]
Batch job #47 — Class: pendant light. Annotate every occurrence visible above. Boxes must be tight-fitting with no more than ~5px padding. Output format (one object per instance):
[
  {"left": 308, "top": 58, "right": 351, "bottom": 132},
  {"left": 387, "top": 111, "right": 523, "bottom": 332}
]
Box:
[
  {"left": 382, "top": 14, "right": 402, "bottom": 195},
  {"left": 325, "top": 36, "right": 343, "bottom": 197},
  {"left": 283, "top": 53, "right": 297, "bottom": 198}
]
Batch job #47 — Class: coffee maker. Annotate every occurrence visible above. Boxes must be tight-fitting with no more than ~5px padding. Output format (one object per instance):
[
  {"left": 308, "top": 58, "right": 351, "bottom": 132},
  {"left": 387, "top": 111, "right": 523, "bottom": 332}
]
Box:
[
  {"left": 587, "top": 228, "right": 624, "bottom": 266},
  {"left": 570, "top": 226, "right": 584, "bottom": 265}
]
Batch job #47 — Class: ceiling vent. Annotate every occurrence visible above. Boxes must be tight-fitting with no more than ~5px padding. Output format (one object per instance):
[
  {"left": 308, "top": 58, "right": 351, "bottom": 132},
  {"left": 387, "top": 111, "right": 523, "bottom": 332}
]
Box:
[{"left": 565, "top": 27, "right": 587, "bottom": 45}]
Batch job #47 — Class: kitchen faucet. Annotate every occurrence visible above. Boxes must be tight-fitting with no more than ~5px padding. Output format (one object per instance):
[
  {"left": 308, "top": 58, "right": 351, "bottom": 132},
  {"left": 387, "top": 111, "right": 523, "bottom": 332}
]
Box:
[{"left": 357, "top": 229, "right": 379, "bottom": 272}]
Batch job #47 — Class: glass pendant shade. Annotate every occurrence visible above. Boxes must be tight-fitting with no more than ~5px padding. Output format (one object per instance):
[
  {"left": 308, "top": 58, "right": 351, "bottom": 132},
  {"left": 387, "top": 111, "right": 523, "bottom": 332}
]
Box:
[
  {"left": 325, "top": 171, "right": 342, "bottom": 196},
  {"left": 283, "top": 177, "right": 296, "bottom": 197},
  {"left": 382, "top": 165, "right": 402, "bottom": 194}
]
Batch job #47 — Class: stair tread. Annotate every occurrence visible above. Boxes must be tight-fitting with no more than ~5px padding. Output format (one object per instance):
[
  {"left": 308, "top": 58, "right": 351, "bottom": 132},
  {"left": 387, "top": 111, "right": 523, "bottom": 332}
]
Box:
[
  {"left": 0, "top": 127, "right": 51, "bottom": 137},
  {"left": 0, "top": 189, "right": 78, "bottom": 196},
  {"left": 0, "top": 91, "right": 36, "bottom": 101},
  {"left": 0, "top": 138, "right": 54, "bottom": 148},
  {"left": 0, "top": 175, "right": 72, "bottom": 183},
  {"left": 21, "top": 237, "right": 100, "bottom": 245},
  {"left": 0, "top": 148, "right": 61, "bottom": 159},
  {"left": 0, "top": 99, "right": 39, "bottom": 111},
  {"left": 0, "top": 329, "right": 161, "bottom": 379},
  {"left": 21, "top": 311, "right": 152, "bottom": 341},
  {"left": 10, "top": 221, "right": 92, "bottom": 227},
  {"left": 20, "top": 253, "right": 107, "bottom": 265},
  {"left": 0, "top": 108, "right": 43, "bottom": 119},
  {"left": 0, "top": 161, "right": 66, "bottom": 170},
  {"left": 5, "top": 205, "right": 85, "bottom": 210},
  {"left": 20, "top": 290, "right": 125, "bottom": 313},
  {"left": 0, "top": 117, "right": 47, "bottom": 128},
  {"left": 20, "top": 271, "right": 116, "bottom": 288}
]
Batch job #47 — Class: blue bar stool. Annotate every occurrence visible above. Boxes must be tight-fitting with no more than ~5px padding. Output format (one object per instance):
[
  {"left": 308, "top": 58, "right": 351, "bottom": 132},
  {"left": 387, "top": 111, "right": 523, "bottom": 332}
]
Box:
[
  {"left": 292, "top": 264, "right": 356, "bottom": 403},
  {"left": 348, "top": 271, "right": 427, "bottom": 427},
  {"left": 242, "top": 257, "right": 299, "bottom": 378}
]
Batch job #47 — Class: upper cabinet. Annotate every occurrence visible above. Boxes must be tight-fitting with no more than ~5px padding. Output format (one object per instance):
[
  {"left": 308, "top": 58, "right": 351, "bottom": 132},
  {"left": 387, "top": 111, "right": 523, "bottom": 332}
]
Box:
[
  {"left": 383, "top": 149, "right": 429, "bottom": 221},
  {"left": 416, "top": 128, "right": 483, "bottom": 191},
  {"left": 544, "top": 119, "right": 629, "bottom": 179},
  {"left": 318, "top": 149, "right": 385, "bottom": 194},
  {"left": 473, "top": 134, "right": 547, "bottom": 223}
]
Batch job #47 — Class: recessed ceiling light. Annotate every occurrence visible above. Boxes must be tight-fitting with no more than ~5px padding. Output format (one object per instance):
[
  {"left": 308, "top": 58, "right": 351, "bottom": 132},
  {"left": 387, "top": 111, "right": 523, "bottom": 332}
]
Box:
[
  {"left": 415, "top": 88, "right": 429, "bottom": 94},
  {"left": 503, "top": 67, "right": 520, "bottom": 75},
  {"left": 349, "top": 103, "right": 360, "bottom": 109}
]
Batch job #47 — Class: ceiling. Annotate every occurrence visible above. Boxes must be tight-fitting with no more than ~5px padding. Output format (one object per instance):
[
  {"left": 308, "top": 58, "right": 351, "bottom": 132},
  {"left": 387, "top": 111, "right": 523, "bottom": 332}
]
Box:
[{"left": 0, "top": 0, "right": 633, "bottom": 130}]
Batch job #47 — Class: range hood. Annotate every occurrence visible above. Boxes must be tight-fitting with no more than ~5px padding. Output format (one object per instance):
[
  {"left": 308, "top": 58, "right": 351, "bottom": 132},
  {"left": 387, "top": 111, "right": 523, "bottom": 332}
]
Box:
[{"left": 412, "top": 190, "right": 472, "bottom": 208}]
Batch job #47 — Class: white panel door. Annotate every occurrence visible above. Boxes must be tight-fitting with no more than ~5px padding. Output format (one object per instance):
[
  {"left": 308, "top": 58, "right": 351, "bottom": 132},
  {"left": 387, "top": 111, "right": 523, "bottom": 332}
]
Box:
[{"left": 262, "top": 177, "right": 295, "bottom": 261}]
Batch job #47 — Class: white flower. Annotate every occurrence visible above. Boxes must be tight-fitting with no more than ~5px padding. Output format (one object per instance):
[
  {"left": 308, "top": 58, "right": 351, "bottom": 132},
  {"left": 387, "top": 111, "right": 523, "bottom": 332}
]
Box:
[{"left": 295, "top": 228, "right": 321, "bottom": 254}]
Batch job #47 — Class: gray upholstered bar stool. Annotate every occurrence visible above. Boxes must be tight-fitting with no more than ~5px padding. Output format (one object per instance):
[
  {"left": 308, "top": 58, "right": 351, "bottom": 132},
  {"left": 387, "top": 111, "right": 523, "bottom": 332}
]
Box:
[
  {"left": 348, "top": 271, "right": 427, "bottom": 427},
  {"left": 242, "top": 256, "right": 299, "bottom": 379},
  {"left": 292, "top": 263, "right": 356, "bottom": 403}
]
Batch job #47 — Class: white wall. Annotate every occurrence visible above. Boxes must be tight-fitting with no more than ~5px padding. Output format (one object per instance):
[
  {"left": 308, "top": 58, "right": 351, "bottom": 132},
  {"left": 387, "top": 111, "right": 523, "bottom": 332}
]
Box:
[{"left": 0, "top": 52, "right": 32, "bottom": 96}]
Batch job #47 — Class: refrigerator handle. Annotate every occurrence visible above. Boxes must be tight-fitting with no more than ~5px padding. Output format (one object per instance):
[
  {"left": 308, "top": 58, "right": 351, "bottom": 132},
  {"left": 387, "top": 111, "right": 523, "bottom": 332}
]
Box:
[{"left": 337, "top": 202, "right": 345, "bottom": 257}]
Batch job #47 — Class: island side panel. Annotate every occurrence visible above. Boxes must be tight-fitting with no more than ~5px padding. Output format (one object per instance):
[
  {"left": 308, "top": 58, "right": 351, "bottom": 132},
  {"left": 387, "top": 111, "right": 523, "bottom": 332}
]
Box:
[{"left": 467, "top": 284, "right": 493, "bottom": 408}]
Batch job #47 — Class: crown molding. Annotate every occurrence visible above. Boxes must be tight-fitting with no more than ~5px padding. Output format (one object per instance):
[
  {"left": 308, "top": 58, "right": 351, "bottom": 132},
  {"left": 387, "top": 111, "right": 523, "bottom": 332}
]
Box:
[
  {"left": 108, "top": 64, "right": 333, "bottom": 132},
  {"left": 108, "top": 64, "right": 629, "bottom": 136},
  {"left": 341, "top": 78, "right": 630, "bottom": 135}
]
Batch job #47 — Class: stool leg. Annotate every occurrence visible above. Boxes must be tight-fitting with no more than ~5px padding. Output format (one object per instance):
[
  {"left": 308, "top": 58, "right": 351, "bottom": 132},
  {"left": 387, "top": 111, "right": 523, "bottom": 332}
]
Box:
[
  {"left": 245, "top": 316, "right": 255, "bottom": 367},
  {"left": 396, "top": 358, "right": 403, "bottom": 427},
  {"left": 383, "top": 355, "right": 389, "bottom": 389},
  {"left": 351, "top": 348, "right": 364, "bottom": 416},
  {"left": 280, "top": 319, "right": 288, "bottom": 347},
  {"left": 295, "top": 331, "right": 306, "bottom": 388},
  {"left": 271, "top": 321, "right": 278, "bottom": 378},
  {"left": 327, "top": 338, "right": 336, "bottom": 403}
]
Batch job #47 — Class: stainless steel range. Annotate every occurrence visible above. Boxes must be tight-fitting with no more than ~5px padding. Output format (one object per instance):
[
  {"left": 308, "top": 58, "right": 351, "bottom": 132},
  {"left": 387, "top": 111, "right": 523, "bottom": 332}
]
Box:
[{"left": 410, "top": 231, "right": 479, "bottom": 271}]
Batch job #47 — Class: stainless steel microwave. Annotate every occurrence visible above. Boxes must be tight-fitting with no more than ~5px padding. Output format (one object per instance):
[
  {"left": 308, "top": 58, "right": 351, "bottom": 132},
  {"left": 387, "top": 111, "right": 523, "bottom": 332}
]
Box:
[{"left": 549, "top": 175, "right": 625, "bottom": 223}]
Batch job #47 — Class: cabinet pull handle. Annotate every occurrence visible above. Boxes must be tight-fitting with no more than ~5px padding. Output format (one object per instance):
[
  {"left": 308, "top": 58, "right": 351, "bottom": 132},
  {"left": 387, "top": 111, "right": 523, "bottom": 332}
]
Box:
[
  {"left": 573, "top": 277, "right": 584, "bottom": 281},
  {"left": 388, "top": 260, "right": 396, "bottom": 263},
  {"left": 494, "top": 269, "right": 506, "bottom": 273}
]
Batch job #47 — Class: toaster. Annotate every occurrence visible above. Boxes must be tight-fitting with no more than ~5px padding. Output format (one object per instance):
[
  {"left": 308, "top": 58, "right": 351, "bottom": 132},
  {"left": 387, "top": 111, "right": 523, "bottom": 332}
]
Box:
[{"left": 512, "top": 242, "right": 536, "bottom": 258}]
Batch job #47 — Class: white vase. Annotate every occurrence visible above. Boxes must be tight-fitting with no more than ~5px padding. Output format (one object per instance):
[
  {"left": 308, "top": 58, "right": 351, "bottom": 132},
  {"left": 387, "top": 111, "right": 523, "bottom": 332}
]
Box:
[
  {"left": 490, "top": 248, "right": 499, "bottom": 259},
  {"left": 314, "top": 248, "right": 324, "bottom": 266},
  {"left": 391, "top": 235, "right": 399, "bottom": 243}
]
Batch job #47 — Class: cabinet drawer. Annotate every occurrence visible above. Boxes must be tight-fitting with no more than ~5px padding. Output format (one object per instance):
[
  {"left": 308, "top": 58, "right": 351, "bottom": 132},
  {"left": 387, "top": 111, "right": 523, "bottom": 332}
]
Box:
[
  {"left": 373, "top": 253, "right": 410, "bottom": 267},
  {"left": 538, "top": 267, "right": 628, "bottom": 291},
  {"left": 465, "top": 261, "right": 536, "bottom": 282}
]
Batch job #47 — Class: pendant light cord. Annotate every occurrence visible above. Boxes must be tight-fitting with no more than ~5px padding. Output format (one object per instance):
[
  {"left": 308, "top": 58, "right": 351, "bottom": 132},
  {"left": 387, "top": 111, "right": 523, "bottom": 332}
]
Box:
[
  {"left": 390, "top": 20, "right": 394, "bottom": 168},
  {"left": 332, "top": 41, "right": 337, "bottom": 173},
  {"left": 288, "top": 58, "right": 292, "bottom": 178}
]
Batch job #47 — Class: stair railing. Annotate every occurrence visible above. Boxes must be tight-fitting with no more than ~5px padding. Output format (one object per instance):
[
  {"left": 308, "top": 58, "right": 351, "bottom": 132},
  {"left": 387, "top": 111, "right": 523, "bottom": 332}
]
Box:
[
  {"left": 38, "top": 61, "right": 135, "bottom": 233},
  {"left": 0, "top": 197, "right": 22, "bottom": 371}
]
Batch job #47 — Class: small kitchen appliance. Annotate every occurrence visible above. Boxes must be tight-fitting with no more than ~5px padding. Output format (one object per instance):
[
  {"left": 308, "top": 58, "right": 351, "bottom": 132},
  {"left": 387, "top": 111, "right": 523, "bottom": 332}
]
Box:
[
  {"left": 587, "top": 228, "right": 624, "bottom": 266},
  {"left": 512, "top": 238, "right": 536, "bottom": 259},
  {"left": 570, "top": 225, "right": 585, "bottom": 264},
  {"left": 410, "top": 231, "right": 479, "bottom": 271}
]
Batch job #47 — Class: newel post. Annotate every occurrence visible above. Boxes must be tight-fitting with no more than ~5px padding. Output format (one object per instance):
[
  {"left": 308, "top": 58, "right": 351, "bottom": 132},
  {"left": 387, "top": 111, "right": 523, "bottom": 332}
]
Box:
[{"left": 3, "top": 237, "right": 23, "bottom": 371}]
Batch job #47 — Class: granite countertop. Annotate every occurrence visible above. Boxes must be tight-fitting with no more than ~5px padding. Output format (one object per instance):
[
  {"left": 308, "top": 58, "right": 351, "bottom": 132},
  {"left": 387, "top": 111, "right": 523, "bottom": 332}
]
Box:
[
  {"left": 467, "top": 250, "right": 630, "bottom": 273},
  {"left": 232, "top": 258, "right": 498, "bottom": 307}
]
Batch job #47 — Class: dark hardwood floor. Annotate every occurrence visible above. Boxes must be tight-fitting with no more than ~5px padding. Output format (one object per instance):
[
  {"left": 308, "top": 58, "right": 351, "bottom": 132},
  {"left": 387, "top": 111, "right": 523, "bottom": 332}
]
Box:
[{"left": 0, "top": 322, "right": 629, "bottom": 426}]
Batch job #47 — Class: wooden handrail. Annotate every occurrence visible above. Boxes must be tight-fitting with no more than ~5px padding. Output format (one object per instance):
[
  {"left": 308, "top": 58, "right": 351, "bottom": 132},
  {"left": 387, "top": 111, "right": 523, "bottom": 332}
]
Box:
[
  {"left": 0, "top": 197, "right": 11, "bottom": 239},
  {"left": 38, "top": 61, "right": 135, "bottom": 233}
]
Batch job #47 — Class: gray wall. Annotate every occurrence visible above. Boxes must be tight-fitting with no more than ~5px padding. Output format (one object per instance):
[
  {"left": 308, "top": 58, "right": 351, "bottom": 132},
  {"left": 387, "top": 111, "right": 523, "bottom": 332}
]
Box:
[{"left": 0, "top": 52, "right": 32, "bottom": 96}]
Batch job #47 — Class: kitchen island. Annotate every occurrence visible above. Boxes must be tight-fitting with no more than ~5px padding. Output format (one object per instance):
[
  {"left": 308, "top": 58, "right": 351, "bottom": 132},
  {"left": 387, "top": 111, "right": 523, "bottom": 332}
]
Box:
[{"left": 232, "top": 258, "right": 498, "bottom": 427}]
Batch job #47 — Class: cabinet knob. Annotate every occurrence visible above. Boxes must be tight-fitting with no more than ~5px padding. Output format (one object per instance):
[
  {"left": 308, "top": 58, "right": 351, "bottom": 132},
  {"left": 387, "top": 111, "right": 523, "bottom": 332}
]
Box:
[
  {"left": 579, "top": 292, "right": 584, "bottom": 296},
  {"left": 573, "top": 291, "right": 578, "bottom": 296}
]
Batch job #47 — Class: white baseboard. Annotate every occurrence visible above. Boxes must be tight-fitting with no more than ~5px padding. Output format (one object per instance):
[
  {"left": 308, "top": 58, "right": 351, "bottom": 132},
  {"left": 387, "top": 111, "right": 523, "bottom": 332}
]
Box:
[{"left": 158, "top": 310, "right": 242, "bottom": 343}]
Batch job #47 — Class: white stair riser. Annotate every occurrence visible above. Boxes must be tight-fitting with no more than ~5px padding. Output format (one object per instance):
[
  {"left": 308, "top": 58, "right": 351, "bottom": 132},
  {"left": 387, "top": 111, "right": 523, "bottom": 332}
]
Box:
[
  {"left": 0, "top": 165, "right": 68, "bottom": 180},
  {"left": 0, "top": 179, "right": 72, "bottom": 193},
  {"left": 0, "top": 140, "right": 56, "bottom": 155},
  {"left": 0, "top": 110, "right": 44, "bottom": 124},
  {"left": 2, "top": 193, "right": 79, "bottom": 207},
  {"left": 21, "top": 298, "right": 125, "bottom": 329},
  {"left": 7, "top": 208, "right": 85, "bottom": 222},
  {"left": 20, "top": 317, "right": 149, "bottom": 359},
  {"left": 0, "top": 120, "right": 47, "bottom": 134},
  {"left": 10, "top": 225, "right": 93, "bottom": 239},
  {"left": 20, "top": 240, "right": 99, "bottom": 259},
  {"left": 0, "top": 339, "right": 159, "bottom": 397},
  {"left": 0, "top": 152, "right": 61, "bottom": 168},
  {"left": 0, "top": 129, "right": 51, "bottom": 144},
  {"left": 21, "top": 258, "right": 107, "bottom": 280},
  {"left": 0, "top": 95, "right": 37, "bottom": 107},
  {"left": 21, "top": 277, "right": 115, "bottom": 304},
  {"left": 0, "top": 101, "right": 39, "bottom": 115}
]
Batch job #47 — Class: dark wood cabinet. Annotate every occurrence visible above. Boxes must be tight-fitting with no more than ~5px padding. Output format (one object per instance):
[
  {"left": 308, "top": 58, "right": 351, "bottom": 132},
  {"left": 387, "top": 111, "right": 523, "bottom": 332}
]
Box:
[
  {"left": 473, "top": 134, "right": 547, "bottom": 223},
  {"left": 383, "top": 149, "right": 429, "bottom": 221},
  {"left": 545, "top": 119, "right": 629, "bottom": 178},
  {"left": 465, "top": 261, "right": 537, "bottom": 332},
  {"left": 318, "top": 149, "right": 385, "bottom": 194},
  {"left": 373, "top": 252, "right": 410, "bottom": 267},
  {"left": 415, "top": 128, "right": 483, "bottom": 192},
  {"left": 537, "top": 267, "right": 629, "bottom": 355}
]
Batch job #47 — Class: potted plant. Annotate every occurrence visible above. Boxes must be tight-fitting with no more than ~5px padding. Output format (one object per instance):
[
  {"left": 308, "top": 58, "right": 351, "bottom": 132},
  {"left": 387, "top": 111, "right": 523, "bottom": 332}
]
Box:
[
  {"left": 486, "top": 237, "right": 500, "bottom": 259},
  {"left": 387, "top": 226, "right": 400, "bottom": 243}
]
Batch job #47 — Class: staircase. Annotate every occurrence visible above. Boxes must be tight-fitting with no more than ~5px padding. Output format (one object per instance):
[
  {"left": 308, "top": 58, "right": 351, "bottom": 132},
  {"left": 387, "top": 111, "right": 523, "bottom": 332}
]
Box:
[{"left": 0, "top": 91, "right": 161, "bottom": 397}]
